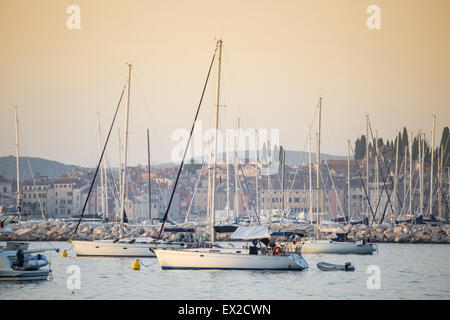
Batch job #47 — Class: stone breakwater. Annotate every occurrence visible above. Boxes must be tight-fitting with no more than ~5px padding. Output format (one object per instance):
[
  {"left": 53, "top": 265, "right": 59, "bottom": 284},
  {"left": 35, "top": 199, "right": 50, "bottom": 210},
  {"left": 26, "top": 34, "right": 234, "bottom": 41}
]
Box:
[{"left": 1, "top": 221, "right": 449, "bottom": 244}]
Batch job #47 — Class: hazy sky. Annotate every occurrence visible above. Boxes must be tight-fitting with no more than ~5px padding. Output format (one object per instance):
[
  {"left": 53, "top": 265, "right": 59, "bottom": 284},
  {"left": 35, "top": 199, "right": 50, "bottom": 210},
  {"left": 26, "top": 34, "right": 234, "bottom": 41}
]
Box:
[{"left": 1, "top": 0, "right": 449, "bottom": 168}]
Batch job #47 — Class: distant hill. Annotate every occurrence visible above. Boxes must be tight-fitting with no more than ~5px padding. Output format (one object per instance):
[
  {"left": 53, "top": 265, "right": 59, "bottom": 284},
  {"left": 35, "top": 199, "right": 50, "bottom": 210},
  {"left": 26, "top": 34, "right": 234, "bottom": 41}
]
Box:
[
  {"left": 284, "top": 150, "right": 346, "bottom": 165},
  {"left": 161, "top": 150, "right": 346, "bottom": 167},
  {"left": 0, "top": 156, "right": 86, "bottom": 181}
]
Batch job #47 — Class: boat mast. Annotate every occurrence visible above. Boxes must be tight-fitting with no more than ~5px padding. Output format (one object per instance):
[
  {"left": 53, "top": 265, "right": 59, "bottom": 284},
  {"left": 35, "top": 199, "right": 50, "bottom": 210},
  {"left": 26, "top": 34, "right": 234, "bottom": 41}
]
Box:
[
  {"left": 267, "top": 141, "right": 272, "bottom": 226},
  {"left": 226, "top": 136, "right": 230, "bottom": 222},
  {"left": 119, "top": 63, "right": 132, "bottom": 228},
  {"left": 234, "top": 117, "right": 240, "bottom": 221},
  {"left": 375, "top": 130, "right": 379, "bottom": 219},
  {"left": 207, "top": 137, "right": 212, "bottom": 222},
  {"left": 429, "top": 115, "right": 436, "bottom": 218},
  {"left": 210, "top": 39, "right": 222, "bottom": 242},
  {"left": 308, "top": 132, "right": 313, "bottom": 222},
  {"left": 438, "top": 145, "right": 443, "bottom": 219},
  {"left": 14, "top": 106, "right": 21, "bottom": 218},
  {"left": 347, "top": 139, "right": 351, "bottom": 221},
  {"left": 281, "top": 147, "right": 285, "bottom": 216},
  {"left": 366, "top": 115, "right": 370, "bottom": 222},
  {"left": 97, "top": 113, "right": 106, "bottom": 221},
  {"left": 147, "top": 129, "right": 152, "bottom": 221},
  {"left": 117, "top": 128, "right": 122, "bottom": 221},
  {"left": 393, "top": 133, "right": 399, "bottom": 225},
  {"left": 421, "top": 132, "right": 425, "bottom": 216},
  {"left": 316, "top": 97, "right": 322, "bottom": 237},
  {"left": 403, "top": 146, "right": 407, "bottom": 218},
  {"left": 409, "top": 130, "right": 413, "bottom": 217},
  {"left": 255, "top": 129, "right": 259, "bottom": 216}
]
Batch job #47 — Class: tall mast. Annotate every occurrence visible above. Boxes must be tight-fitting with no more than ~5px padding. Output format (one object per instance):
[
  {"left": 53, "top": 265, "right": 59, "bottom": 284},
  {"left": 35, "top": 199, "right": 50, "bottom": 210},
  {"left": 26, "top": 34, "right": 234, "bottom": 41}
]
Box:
[
  {"left": 255, "top": 129, "right": 259, "bottom": 216},
  {"left": 234, "top": 117, "right": 240, "bottom": 221},
  {"left": 281, "top": 148, "right": 285, "bottom": 215},
  {"left": 14, "top": 106, "right": 21, "bottom": 218},
  {"left": 210, "top": 39, "right": 222, "bottom": 243},
  {"left": 375, "top": 130, "right": 379, "bottom": 218},
  {"left": 438, "top": 145, "right": 443, "bottom": 220},
  {"left": 117, "top": 128, "right": 122, "bottom": 221},
  {"left": 316, "top": 97, "right": 322, "bottom": 235},
  {"left": 97, "top": 113, "right": 106, "bottom": 221},
  {"left": 226, "top": 134, "right": 230, "bottom": 222},
  {"left": 119, "top": 63, "right": 132, "bottom": 226},
  {"left": 403, "top": 146, "right": 407, "bottom": 217},
  {"left": 429, "top": 115, "right": 436, "bottom": 217},
  {"left": 393, "top": 133, "right": 399, "bottom": 224},
  {"left": 207, "top": 136, "right": 212, "bottom": 222},
  {"left": 267, "top": 141, "right": 272, "bottom": 226},
  {"left": 409, "top": 131, "right": 413, "bottom": 217},
  {"left": 347, "top": 139, "right": 351, "bottom": 221},
  {"left": 147, "top": 129, "right": 152, "bottom": 221},
  {"left": 308, "top": 132, "right": 313, "bottom": 222},
  {"left": 366, "top": 115, "right": 370, "bottom": 221},
  {"left": 419, "top": 132, "right": 424, "bottom": 216}
]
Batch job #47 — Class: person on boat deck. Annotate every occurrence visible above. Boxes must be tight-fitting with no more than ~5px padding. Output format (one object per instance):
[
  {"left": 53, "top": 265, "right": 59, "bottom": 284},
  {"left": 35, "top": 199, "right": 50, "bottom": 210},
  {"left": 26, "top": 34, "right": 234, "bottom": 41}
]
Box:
[{"left": 249, "top": 240, "right": 260, "bottom": 255}]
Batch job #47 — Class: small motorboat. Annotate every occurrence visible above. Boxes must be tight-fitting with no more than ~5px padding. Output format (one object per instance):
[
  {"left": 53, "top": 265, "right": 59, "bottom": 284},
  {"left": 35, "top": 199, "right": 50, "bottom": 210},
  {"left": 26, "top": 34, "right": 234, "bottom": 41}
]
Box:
[
  {"left": 317, "top": 261, "right": 355, "bottom": 272},
  {"left": 0, "top": 242, "right": 60, "bottom": 281}
]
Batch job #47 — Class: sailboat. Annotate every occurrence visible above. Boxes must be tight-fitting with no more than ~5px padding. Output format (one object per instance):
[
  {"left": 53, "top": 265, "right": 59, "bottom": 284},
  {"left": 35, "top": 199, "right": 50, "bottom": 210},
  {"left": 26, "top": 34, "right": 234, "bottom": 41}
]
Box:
[
  {"left": 0, "top": 107, "right": 59, "bottom": 280},
  {"left": 72, "top": 64, "right": 190, "bottom": 257},
  {"left": 154, "top": 40, "right": 308, "bottom": 270},
  {"left": 299, "top": 101, "right": 376, "bottom": 255},
  {"left": 0, "top": 240, "right": 59, "bottom": 281}
]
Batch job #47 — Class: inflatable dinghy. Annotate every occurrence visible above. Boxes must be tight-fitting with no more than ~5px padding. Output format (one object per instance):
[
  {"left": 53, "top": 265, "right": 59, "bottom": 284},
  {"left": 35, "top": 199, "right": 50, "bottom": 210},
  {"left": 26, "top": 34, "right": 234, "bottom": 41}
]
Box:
[{"left": 317, "top": 262, "right": 355, "bottom": 271}]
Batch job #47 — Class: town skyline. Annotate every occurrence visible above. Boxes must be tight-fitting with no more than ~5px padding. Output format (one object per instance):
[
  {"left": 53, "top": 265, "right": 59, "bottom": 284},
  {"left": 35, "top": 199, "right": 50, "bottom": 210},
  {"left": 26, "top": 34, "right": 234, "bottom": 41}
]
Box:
[{"left": 1, "top": 0, "right": 449, "bottom": 168}]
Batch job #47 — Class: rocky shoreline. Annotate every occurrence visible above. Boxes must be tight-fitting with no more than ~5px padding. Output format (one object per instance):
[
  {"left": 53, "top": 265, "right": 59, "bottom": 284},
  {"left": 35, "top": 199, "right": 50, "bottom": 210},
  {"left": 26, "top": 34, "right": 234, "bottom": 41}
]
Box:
[{"left": 1, "top": 221, "right": 449, "bottom": 244}]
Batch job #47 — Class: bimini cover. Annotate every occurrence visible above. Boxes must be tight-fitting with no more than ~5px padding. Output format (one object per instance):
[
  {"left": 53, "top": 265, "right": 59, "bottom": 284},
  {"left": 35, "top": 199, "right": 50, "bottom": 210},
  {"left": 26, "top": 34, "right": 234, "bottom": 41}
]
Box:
[{"left": 230, "top": 226, "right": 270, "bottom": 240}]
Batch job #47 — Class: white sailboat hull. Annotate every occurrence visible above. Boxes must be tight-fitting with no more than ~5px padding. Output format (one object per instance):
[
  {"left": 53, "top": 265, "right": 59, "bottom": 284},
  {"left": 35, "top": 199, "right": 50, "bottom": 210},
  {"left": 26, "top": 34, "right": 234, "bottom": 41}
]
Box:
[
  {"left": 300, "top": 240, "right": 376, "bottom": 254},
  {"left": 72, "top": 240, "right": 188, "bottom": 257},
  {"left": 154, "top": 248, "right": 309, "bottom": 270},
  {"left": 73, "top": 240, "right": 156, "bottom": 257}
]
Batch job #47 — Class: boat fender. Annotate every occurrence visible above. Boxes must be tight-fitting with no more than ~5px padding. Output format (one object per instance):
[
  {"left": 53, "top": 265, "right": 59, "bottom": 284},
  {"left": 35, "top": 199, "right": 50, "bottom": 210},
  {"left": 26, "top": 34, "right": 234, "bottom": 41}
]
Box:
[{"left": 273, "top": 246, "right": 282, "bottom": 255}]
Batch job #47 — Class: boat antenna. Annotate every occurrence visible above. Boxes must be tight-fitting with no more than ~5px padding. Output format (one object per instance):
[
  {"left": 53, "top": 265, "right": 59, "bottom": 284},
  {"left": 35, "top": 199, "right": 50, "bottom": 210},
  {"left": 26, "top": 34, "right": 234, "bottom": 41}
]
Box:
[{"left": 157, "top": 42, "right": 218, "bottom": 238}]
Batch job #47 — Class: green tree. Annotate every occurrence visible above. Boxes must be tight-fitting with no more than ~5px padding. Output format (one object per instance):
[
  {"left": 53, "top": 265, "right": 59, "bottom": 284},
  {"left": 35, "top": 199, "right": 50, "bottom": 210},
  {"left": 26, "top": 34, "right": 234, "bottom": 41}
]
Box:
[
  {"left": 412, "top": 136, "right": 419, "bottom": 160},
  {"left": 354, "top": 135, "right": 367, "bottom": 159}
]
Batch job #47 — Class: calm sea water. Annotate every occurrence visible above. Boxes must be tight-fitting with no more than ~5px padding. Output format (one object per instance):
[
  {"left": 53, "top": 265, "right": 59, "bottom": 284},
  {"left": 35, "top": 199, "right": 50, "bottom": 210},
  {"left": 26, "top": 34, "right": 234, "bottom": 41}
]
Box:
[{"left": 0, "top": 242, "right": 449, "bottom": 300}]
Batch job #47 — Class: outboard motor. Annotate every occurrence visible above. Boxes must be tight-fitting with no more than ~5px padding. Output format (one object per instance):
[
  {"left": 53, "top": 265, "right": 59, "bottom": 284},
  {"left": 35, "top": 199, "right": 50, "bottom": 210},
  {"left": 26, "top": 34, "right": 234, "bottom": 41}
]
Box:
[
  {"left": 344, "top": 262, "right": 351, "bottom": 271},
  {"left": 16, "top": 249, "right": 25, "bottom": 268}
]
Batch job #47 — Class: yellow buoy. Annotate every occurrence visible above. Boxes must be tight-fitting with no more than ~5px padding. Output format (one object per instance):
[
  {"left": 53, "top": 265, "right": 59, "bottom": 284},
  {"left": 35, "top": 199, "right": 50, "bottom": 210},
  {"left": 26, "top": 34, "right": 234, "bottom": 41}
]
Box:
[
  {"left": 132, "top": 259, "right": 141, "bottom": 270},
  {"left": 67, "top": 239, "right": 72, "bottom": 243},
  {"left": 61, "top": 250, "right": 68, "bottom": 258}
]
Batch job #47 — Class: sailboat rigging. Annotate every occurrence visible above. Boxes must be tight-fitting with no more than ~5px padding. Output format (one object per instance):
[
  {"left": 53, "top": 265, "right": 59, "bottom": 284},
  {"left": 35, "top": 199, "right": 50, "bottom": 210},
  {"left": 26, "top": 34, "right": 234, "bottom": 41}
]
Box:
[{"left": 154, "top": 39, "right": 309, "bottom": 271}]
